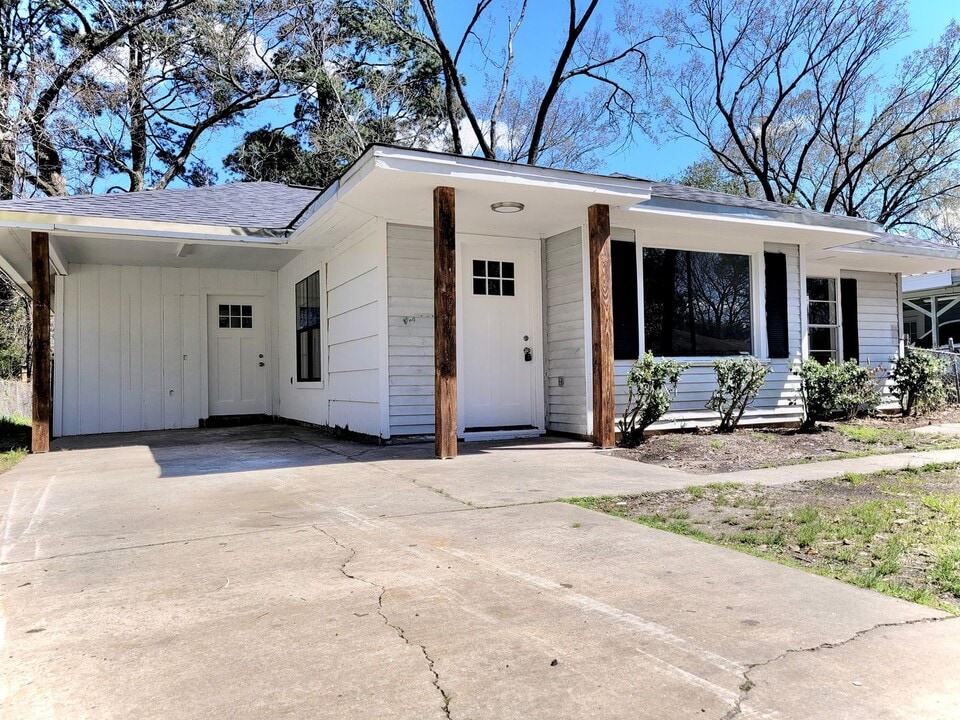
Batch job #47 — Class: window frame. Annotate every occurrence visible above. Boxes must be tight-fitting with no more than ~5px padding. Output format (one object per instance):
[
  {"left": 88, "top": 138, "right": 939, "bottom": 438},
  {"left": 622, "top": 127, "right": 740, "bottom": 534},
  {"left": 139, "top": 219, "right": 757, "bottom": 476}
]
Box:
[
  {"left": 635, "top": 244, "right": 761, "bottom": 361},
  {"left": 806, "top": 275, "right": 842, "bottom": 363},
  {"left": 295, "top": 268, "right": 324, "bottom": 385}
]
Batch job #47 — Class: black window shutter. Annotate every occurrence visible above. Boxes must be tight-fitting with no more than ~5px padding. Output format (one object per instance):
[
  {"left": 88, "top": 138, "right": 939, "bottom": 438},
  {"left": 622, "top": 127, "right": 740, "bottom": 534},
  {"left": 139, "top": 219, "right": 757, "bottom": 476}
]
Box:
[
  {"left": 764, "top": 252, "right": 789, "bottom": 359},
  {"left": 841, "top": 277, "right": 859, "bottom": 361},
  {"left": 611, "top": 240, "right": 640, "bottom": 359}
]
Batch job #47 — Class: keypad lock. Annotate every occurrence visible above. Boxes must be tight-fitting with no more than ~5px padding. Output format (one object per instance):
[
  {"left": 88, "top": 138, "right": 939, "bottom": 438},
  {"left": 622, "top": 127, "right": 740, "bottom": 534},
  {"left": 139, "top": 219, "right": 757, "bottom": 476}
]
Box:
[{"left": 523, "top": 347, "right": 533, "bottom": 362}]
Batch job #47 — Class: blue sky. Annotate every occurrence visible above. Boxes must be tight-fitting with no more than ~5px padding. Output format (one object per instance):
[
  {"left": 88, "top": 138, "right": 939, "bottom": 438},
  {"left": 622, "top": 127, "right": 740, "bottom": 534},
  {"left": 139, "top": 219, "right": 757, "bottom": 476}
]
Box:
[
  {"left": 202, "top": 0, "right": 959, "bottom": 187},
  {"left": 432, "top": 0, "right": 960, "bottom": 181}
]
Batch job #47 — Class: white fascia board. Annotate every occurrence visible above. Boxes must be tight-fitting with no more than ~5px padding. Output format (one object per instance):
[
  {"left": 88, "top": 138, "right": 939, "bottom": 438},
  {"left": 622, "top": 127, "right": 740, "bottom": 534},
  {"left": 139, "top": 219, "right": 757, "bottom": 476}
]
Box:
[
  {"left": 286, "top": 152, "right": 378, "bottom": 242},
  {"left": 370, "top": 146, "right": 652, "bottom": 201},
  {"left": 0, "top": 214, "right": 289, "bottom": 245},
  {"left": 831, "top": 240, "right": 960, "bottom": 262},
  {"left": 626, "top": 204, "right": 877, "bottom": 241}
]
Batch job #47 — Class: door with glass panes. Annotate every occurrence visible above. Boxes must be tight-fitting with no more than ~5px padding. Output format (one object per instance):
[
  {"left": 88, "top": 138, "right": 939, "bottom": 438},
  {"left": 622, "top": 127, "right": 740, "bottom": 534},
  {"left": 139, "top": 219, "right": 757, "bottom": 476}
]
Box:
[{"left": 207, "top": 295, "right": 268, "bottom": 415}]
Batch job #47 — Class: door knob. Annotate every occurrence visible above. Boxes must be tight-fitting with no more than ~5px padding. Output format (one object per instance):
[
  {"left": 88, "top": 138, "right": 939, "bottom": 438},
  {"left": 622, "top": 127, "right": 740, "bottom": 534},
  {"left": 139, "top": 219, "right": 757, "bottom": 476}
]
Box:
[
  {"left": 523, "top": 347, "right": 532, "bottom": 362},
  {"left": 258, "top": 362, "right": 265, "bottom": 367}
]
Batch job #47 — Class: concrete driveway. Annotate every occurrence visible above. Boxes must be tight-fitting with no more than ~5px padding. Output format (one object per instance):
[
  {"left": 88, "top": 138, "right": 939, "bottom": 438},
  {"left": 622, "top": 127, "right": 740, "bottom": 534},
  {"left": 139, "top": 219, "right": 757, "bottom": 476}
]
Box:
[{"left": 1, "top": 426, "right": 958, "bottom": 719}]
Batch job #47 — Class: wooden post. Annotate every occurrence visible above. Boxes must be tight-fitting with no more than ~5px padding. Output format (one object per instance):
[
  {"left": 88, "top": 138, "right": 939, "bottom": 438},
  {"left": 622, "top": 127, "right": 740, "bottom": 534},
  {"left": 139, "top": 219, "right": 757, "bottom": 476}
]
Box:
[
  {"left": 434, "top": 186, "right": 457, "bottom": 459},
  {"left": 588, "top": 204, "right": 615, "bottom": 448},
  {"left": 31, "top": 231, "right": 52, "bottom": 453}
]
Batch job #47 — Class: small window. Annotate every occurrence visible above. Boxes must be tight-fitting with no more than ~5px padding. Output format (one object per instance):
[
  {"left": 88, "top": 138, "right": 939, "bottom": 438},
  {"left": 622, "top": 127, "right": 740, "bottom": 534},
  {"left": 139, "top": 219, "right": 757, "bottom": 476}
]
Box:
[
  {"left": 472, "top": 259, "right": 515, "bottom": 297},
  {"left": 807, "top": 277, "right": 839, "bottom": 363},
  {"left": 218, "top": 303, "right": 253, "bottom": 329},
  {"left": 296, "top": 271, "right": 322, "bottom": 382}
]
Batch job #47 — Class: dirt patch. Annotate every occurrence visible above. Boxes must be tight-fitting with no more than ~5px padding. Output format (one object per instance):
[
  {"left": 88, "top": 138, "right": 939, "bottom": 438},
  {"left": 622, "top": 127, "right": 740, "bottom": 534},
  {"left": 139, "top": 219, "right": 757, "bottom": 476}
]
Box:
[
  {"left": 613, "top": 409, "right": 960, "bottom": 474},
  {"left": 570, "top": 464, "right": 960, "bottom": 613}
]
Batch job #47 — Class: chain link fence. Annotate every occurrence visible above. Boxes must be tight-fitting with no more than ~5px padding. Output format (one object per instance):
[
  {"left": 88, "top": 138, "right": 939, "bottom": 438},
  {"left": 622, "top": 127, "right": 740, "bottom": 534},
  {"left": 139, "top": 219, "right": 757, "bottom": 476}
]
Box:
[{"left": 923, "top": 348, "right": 960, "bottom": 404}]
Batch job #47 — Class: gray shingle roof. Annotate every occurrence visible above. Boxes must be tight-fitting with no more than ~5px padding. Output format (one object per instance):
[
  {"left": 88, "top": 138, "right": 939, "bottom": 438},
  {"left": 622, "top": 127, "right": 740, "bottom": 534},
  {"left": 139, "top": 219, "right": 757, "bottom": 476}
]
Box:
[
  {"left": 0, "top": 182, "right": 322, "bottom": 231},
  {"left": 613, "top": 174, "right": 881, "bottom": 233}
]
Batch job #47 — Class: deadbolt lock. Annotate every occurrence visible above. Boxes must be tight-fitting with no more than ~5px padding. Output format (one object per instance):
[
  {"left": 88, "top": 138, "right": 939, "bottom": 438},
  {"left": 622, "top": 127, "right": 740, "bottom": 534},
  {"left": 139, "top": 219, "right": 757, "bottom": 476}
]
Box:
[{"left": 523, "top": 347, "right": 533, "bottom": 362}]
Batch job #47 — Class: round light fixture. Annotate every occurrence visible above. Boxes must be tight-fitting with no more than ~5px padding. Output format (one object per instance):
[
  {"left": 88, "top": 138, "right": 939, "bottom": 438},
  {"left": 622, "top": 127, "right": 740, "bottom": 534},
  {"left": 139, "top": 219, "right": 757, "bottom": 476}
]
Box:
[{"left": 491, "top": 201, "right": 525, "bottom": 214}]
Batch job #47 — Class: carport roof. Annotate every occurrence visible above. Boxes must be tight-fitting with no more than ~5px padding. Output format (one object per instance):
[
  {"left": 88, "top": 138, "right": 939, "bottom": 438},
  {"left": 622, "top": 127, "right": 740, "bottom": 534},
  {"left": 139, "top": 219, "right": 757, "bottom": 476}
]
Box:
[{"left": 0, "top": 181, "right": 322, "bottom": 231}]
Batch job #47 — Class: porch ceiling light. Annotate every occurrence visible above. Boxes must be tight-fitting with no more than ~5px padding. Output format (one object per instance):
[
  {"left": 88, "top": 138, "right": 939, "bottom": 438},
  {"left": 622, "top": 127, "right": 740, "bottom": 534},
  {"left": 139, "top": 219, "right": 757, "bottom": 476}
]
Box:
[{"left": 491, "top": 201, "right": 525, "bottom": 214}]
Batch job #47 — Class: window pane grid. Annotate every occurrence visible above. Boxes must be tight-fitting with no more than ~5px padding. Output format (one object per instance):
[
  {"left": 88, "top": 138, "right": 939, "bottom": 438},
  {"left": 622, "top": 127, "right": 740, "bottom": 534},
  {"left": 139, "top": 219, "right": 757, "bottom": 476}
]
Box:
[
  {"left": 807, "top": 277, "right": 839, "bottom": 363},
  {"left": 472, "top": 259, "right": 515, "bottom": 297},
  {"left": 218, "top": 304, "right": 252, "bottom": 329}
]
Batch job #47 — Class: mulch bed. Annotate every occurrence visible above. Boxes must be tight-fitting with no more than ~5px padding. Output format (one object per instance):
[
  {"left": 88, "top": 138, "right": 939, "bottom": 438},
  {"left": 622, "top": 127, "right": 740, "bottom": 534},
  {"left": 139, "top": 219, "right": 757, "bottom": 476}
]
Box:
[{"left": 611, "top": 408, "right": 960, "bottom": 474}]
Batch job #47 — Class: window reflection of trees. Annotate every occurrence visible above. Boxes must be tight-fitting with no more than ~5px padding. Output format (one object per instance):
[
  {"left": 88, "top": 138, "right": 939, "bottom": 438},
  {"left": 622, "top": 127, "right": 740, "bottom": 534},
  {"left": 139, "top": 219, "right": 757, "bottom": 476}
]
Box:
[{"left": 643, "top": 248, "right": 752, "bottom": 356}]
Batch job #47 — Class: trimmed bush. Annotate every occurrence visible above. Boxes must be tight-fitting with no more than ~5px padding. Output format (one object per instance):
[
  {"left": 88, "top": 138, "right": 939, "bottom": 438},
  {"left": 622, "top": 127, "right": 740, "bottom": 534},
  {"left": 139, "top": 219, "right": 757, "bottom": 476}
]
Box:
[
  {"left": 890, "top": 349, "right": 947, "bottom": 417},
  {"left": 619, "top": 353, "right": 690, "bottom": 446},
  {"left": 707, "top": 356, "right": 770, "bottom": 433},
  {"left": 795, "top": 359, "right": 882, "bottom": 430}
]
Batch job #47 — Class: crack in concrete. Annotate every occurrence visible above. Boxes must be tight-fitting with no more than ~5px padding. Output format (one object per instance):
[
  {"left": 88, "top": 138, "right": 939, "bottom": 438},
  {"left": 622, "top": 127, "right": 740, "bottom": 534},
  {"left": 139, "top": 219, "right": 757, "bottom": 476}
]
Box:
[
  {"left": 290, "top": 435, "right": 476, "bottom": 510},
  {"left": 722, "top": 615, "right": 959, "bottom": 719},
  {"left": 314, "top": 525, "right": 453, "bottom": 720}
]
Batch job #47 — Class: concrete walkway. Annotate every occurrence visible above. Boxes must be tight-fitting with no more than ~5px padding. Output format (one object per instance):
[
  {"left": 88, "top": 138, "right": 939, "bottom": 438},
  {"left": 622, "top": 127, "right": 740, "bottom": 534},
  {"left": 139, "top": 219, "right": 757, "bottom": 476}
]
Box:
[{"left": 1, "top": 426, "right": 958, "bottom": 719}]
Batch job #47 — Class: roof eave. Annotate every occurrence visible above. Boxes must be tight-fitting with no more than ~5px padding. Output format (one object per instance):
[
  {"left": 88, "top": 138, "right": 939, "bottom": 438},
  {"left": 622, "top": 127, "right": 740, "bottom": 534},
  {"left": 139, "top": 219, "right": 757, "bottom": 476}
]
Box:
[{"left": 0, "top": 212, "right": 291, "bottom": 244}]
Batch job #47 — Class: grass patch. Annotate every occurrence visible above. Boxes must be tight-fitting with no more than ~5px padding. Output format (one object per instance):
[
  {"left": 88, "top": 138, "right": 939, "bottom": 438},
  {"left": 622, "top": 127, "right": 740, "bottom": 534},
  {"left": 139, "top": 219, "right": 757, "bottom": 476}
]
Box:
[
  {"left": 565, "top": 465, "right": 960, "bottom": 615},
  {"left": 0, "top": 415, "right": 31, "bottom": 474}
]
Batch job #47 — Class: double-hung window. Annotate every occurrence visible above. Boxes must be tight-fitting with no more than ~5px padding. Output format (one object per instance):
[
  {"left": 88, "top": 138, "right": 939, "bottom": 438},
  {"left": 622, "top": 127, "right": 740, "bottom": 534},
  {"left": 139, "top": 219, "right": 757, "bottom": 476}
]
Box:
[
  {"left": 807, "top": 278, "right": 839, "bottom": 363},
  {"left": 296, "top": 271, "right": 322, "bottom": 382}
]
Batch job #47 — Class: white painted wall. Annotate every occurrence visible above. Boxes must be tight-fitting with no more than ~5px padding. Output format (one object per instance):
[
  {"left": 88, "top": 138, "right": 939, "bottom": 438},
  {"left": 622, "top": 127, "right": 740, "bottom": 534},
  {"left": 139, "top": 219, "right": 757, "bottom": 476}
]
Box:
[
  {"left": 55, "top": 264, "right": 277, "bottom": 436},
  {"left": 276, "top": 220, "right": 383, "bottom": 437},
  {"left": 385, "top": 224, "right": 434, "bottom": 436},
  {"left": 543, "top": 227, "right": 588, "bottom": 436}
]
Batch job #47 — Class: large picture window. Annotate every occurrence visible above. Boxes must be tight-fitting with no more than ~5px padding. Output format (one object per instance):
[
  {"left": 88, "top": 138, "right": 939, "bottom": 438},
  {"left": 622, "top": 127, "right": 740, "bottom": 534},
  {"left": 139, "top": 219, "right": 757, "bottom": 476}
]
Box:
[
  {"left": 642, "top": 248, "right": 752, "bottom": 356},
  {"left": 296, "top": 271, "right": 322, "bottom": 382}
]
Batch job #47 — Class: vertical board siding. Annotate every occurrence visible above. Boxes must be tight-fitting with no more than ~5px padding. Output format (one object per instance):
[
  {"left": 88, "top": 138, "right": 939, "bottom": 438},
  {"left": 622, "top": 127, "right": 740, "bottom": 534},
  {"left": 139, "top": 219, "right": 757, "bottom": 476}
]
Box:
[
  {"left": 614, "top": 242, "right": 805, "bottom": 428},
  {"left": 57, "top": 264, "right": 278, "bottom": 436},
  {"left": 386, "top": 224, "right": 435, "bottom": 436},
  {"left": 544, "top": 227, "right": 589, "bottom": 436}
]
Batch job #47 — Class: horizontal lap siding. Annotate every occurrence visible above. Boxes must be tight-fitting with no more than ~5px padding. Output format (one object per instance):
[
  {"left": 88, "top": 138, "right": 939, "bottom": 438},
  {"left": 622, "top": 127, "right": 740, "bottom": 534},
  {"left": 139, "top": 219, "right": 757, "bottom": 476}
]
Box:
[
  {"left": 544, "top": 228, "right": 588, "bottom": 436},
  {"left": 325, "top": 226, "right": 381, "bottom": 436},
  {"left": 59, "top": 265, "right": 276, "bottom": 436},
  {"left": 387, "top": 224, "right": 435, "bottom": 436},
  {"left": 614, "top": 242, "right": 805, "bottom": 429},
  {"left": 843, "top": 270, "right": 901, "bottom": 408}
]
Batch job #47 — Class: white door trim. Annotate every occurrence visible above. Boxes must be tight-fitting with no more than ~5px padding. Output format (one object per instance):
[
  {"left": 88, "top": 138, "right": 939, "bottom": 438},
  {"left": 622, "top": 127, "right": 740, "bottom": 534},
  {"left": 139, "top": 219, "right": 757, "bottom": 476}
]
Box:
[
  {"left": 203, "top": 291, "right": 272, "bottom": 417},
  {"left": 455, "top": 234, "right": 545, "bottom": 438}
]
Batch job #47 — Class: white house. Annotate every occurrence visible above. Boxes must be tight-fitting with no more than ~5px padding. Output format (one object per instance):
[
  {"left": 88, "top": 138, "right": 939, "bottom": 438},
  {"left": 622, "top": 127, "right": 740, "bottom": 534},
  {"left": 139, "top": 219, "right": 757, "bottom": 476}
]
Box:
[{"left": 2, "top": 145, "right": 960, "bottom": 457}]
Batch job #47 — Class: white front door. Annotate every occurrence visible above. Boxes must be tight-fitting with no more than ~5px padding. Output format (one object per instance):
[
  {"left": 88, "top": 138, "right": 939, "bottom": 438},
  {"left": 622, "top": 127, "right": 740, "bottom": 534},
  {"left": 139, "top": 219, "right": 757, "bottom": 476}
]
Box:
[
  {"left": 207, "top": 295, "right": 268, "bottom": 416},
  {"left": 459, "top": 239, "right": 543, "bottom": 432}
]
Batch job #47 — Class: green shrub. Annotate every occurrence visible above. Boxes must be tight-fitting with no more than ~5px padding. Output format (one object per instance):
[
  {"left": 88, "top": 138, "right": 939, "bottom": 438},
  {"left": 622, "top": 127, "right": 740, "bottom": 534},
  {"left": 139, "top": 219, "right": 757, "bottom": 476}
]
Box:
[
  {"left": 890, "top": 349, "right": 947, "bottom": 417},
  {"left": 619, "top": 353, "right": 690, "bottom": 446},
  {"left": 707, "top": 356, "right": 770, "bottom": 433},
  {"left": 795, "top": 359, "right": 882, "bottom": 430}
]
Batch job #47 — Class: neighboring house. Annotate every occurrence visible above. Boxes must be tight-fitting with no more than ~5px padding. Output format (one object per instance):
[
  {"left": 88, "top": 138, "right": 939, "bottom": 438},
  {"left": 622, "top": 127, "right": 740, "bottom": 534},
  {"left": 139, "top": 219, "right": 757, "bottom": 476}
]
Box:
[
  {"left": 902, "top": 270, "right": 960, "bottom": 349},
  {"left": 2, "top": 145, "right": 960, "bottom": 457}
]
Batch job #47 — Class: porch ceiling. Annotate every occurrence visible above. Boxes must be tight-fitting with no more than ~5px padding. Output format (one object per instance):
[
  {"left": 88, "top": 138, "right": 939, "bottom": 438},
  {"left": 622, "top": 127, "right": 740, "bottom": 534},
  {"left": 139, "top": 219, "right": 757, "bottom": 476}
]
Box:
[{"left": 0, "top": 226, "right": 300, "bottom": 290}]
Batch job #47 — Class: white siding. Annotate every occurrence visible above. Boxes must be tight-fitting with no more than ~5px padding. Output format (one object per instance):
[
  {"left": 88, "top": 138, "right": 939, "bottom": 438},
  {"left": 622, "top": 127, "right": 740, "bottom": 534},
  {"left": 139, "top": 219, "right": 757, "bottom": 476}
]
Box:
[
  {"left": 842, "top": 269, "right": 901, "bottom": 408},
  {"left": 277, "top": 221, "right": 383, "bottom": 438},
  {"left": 843, "top": 270, "right": 901, "bottom": 364},
  {"left": 614, "top": 242, "right": 805, "bottom": 429},
  {"left": 57, "top": 264, "right": 277, "bottom": 436},
  {"left": 543, "top": 227, "right": 588, "bottom": 436},
  {"left": 386, "top": 224, "right": 435, "bottom": 436}
]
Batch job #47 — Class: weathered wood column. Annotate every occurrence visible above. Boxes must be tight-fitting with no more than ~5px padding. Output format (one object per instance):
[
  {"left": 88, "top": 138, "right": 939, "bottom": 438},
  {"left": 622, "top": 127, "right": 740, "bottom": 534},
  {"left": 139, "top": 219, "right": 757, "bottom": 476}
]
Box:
[
  {"left": 434, "top": 186, "right": 457, "bottom": 459},
  {"left": 31, "top": 231, "right": 52, "bottom": 453},
  {"left": 588, "top": 204, "right": 615, "bottom": 448}
]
